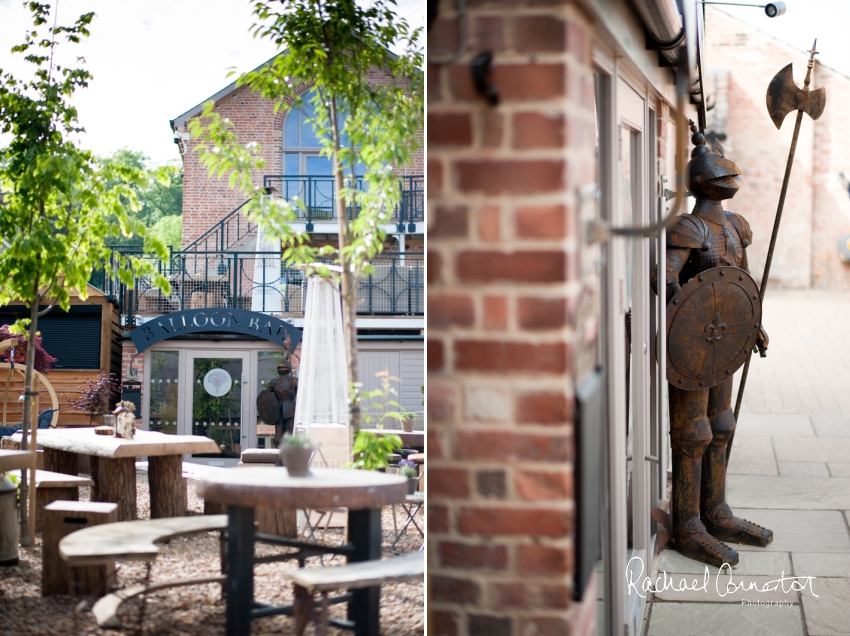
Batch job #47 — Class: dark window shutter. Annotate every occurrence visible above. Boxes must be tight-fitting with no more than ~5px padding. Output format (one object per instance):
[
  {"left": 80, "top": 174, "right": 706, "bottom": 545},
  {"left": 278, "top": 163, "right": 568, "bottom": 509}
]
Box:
[{"left": 0, "top": 306, "right": 102, "bottom": 370}]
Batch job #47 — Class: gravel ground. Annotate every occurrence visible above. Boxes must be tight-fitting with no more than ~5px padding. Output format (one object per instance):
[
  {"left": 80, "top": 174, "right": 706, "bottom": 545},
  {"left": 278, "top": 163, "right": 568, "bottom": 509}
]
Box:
[{"left": 0, "top": 474, "right": 424, "bottom": 635}]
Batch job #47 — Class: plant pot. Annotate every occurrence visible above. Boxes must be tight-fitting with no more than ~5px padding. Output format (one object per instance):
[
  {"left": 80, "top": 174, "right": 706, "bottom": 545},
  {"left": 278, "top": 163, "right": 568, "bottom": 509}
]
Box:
[
  {"left": 401, "top": 419, "right": 415, "bottom": 433},
  {"left": 406, "top": 477, "right": 419, "bottom": 495},
  {"left": 282, "top": 447, "right": 314, "bottom": 477}
]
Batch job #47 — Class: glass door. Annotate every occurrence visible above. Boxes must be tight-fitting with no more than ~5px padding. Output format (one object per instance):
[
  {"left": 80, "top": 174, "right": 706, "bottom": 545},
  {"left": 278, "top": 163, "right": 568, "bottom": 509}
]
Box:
[{"left": 184, "top": 351, "right": 251, "bottom": 461}]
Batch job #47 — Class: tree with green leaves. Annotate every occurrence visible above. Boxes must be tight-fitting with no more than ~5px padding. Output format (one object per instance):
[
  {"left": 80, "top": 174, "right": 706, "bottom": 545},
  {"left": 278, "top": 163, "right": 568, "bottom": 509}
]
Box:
[
  {"left": 0, "top": 3, "right": 169, "bottom": 544},
  {"left": 190, "top": 0, "right": 423, "bottom": 430},
  {"left": 100, "top": 148, "right": 184, "bottom": 248}
]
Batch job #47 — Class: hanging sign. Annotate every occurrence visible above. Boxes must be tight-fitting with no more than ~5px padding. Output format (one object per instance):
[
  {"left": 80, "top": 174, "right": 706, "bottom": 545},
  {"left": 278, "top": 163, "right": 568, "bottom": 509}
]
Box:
[{"left": 130, "top": 308, "right": 302, "bottom": 354}]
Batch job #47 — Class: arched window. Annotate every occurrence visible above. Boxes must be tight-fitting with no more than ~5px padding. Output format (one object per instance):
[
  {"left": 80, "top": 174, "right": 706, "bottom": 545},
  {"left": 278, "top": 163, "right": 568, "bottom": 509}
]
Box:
[{"left": 282, "top": 89, "right": 365, "bottom": 178}]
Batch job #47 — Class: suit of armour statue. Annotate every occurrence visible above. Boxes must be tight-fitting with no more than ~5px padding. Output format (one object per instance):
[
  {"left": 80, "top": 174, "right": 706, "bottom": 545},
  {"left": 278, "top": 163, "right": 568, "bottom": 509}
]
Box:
[{"left": 662, "top": 125, "right": 773, "bottom": 567}]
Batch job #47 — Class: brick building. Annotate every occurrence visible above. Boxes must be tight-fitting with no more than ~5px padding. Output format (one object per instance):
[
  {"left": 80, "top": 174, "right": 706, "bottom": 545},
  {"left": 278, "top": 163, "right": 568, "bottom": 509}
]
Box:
[
  {"left": 103, "top": 54, "right": 424, "bottom": 465},
  {"left": 427, "top": 0, "right": 706, "bottom": 634},
  {"left": 705, "top": 6, "right": 850, "bottom": 289}
]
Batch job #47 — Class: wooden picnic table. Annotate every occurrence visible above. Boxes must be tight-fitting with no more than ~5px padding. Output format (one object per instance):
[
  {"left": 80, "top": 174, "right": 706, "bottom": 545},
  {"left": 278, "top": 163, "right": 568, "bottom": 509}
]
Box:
[
  {"left": 198, "top": 467, "right": 408, "bottom": 636},
  {"left": 11, "top": 428, "right": 219, "bottom": 521}
]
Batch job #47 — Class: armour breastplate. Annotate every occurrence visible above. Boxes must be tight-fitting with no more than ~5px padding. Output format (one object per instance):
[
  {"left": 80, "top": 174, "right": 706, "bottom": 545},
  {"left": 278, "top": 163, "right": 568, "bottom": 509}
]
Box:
[{"left": 680, "top": 216, "right": 744, "bottom": 283}]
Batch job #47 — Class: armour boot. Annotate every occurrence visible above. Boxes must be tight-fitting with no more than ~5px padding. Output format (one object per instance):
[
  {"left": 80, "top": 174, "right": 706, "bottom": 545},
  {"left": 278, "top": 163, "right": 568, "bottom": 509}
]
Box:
[
  {"left": 703, "top": 503, "right": 774, "bottom": 547},
  {"left": 675, "top": 517, "right": 739, "bottom": 568}
]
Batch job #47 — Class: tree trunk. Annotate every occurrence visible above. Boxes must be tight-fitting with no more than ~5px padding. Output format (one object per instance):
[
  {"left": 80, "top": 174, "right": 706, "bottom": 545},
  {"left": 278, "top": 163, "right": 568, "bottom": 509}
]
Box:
[
  {"left": 94, "top": 457, "right": 136, "bottom": 521},
  {"left": 329, "top": 96, "right": 361, "bottom": 432},
  {"left": 148, "top": 455, "right": 184, "bottom": 519},
  {"left": 19, "top": 294, "right": 40, "bottom": 547},
  {"left": 343, "top": 289, "right": 360, "bottom": 431},
  {"left": 44, "top": 449, "right": 77, "bottom": 476}
]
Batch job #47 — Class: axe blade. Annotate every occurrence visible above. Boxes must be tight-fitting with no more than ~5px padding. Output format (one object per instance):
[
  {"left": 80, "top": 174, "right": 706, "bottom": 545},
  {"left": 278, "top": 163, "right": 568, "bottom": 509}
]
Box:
[{"left": 766, "top": 63, "right": 828, "bottom": 129}]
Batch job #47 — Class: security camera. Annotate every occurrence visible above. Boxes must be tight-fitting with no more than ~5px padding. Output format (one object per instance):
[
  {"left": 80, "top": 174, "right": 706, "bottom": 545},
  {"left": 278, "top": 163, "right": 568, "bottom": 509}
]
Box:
[{"left": 765, "top": 2, "right": 786, "bottom": 17}]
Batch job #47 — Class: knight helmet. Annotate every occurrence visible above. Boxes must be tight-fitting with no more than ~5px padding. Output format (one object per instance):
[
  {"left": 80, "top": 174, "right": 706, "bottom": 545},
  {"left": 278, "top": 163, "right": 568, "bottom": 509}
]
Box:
[{"left": 687, "top": 122, "right": 741, "bottom": 201}]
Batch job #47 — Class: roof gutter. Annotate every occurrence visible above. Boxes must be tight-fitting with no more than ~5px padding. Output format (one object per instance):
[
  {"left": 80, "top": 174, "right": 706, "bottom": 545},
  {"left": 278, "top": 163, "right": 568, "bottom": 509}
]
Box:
[{"left": 631, "top": 0, "right": 685, "bottom": 64}]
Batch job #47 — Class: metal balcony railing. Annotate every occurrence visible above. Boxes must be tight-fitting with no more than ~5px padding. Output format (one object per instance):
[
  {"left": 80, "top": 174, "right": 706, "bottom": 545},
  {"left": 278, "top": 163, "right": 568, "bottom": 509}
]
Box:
[
  {"left": 181, "top": 174, "right": 424, "bottom": 256},
  {"left": 91, "top": 249, "right": 423, "bottom": 324},
  {"left": 263, "top": 174, "right": 423, "bottom": 232}
]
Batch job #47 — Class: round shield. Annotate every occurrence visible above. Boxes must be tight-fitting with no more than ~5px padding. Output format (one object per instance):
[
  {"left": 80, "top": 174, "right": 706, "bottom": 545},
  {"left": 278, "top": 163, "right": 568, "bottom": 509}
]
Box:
[
  {"left": 666, "top": 266, "right": 762, "bottom": 390},
  {"left": 257, "top": 390, "right": 280, "bottom": 425}
]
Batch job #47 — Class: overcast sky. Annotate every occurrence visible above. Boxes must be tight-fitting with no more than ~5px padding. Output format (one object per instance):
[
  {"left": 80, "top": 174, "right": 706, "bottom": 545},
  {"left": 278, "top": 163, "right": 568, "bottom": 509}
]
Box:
[
  {"left": 0, "top": 0, "right": 424, "bottom": 165},
  {"left": 709, "top": 1, "right": 850, "bottom": 77}
]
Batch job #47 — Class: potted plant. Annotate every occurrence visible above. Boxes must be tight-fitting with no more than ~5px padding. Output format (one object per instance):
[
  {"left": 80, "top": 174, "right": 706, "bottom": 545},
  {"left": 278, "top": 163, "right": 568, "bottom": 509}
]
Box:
[
  {"left": 398, "top": 458, "right": 418, "bottom": 495},
  {"left": 69, "top": 373, "right": 120, "bottom": 425},
  {"left": 279, "top": 432, "right": 315, "bottom": 477},
  {"left": 401, "top": 412, "right": 415, "bottom": 433}
]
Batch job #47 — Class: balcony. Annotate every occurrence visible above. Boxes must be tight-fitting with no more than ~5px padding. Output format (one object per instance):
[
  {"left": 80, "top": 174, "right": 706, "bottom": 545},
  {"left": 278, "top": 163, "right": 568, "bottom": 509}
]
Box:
[
  {"left": 263, "top": 174, "right": 423, "bottom": 232},
  {"left": 182, "top": 175, "right": 423, "bottom": 254},
  {"left": 92, "top": 249, "right": 423, "bottom": 323}
]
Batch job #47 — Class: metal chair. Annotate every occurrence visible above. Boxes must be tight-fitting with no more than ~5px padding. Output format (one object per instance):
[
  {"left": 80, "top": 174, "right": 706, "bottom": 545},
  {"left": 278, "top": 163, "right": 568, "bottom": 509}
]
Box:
[{"left": 390, "top": 468, "right": 425, "bottom": 555}]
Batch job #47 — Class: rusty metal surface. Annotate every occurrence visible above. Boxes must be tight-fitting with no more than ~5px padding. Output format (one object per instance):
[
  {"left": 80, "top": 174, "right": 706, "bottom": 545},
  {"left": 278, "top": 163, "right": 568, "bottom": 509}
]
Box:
[
  {"left": 666, "top": 266, "right": 762, "bottom": 391},
  {"left": 256, "top": 390, "right": 280, "bottom": 426},
  {"left": 766, "top": 63, "right": 826, "bottom": 130}
]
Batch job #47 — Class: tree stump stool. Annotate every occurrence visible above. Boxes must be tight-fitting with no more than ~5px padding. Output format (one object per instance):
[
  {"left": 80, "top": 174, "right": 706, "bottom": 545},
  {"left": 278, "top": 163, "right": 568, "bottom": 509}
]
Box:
[
  {"left": 10, "top": 470, "right": 96, "bottom": 534},
  {"left": 43, "top": 501, "right": 118, "bottom": 596}
]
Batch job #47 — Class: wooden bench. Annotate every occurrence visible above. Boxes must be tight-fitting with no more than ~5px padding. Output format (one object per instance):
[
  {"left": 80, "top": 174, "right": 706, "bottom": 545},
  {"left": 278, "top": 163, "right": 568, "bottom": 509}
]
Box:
[
  {"left": 59, "top": 514, "right": 228, "bottom": 629},
  {"left": 10, "top": 468, "right": 93, "bottom": 533},
  {"left": 282, "top": 552, "right": 424, "bottom": 636}
]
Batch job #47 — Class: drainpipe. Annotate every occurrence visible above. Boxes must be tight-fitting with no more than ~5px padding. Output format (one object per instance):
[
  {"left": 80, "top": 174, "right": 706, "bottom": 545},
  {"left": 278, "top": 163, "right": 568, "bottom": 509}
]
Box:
[{"left": 631, "top": 0, "right": 685, "bottom": 64}]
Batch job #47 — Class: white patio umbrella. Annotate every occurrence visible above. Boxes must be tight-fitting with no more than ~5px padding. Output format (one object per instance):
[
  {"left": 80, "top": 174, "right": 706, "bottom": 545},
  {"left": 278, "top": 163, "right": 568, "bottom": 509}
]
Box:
[
  {"left": 251, "top": 219, "right": 282, "bottom": 314},
  {"left": 293, "top": 275, "right": 349, "bottom": 436}
]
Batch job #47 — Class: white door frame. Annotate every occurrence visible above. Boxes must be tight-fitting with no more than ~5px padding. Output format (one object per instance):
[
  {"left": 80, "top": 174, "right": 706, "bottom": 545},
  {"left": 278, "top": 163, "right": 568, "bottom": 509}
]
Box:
[{"left": 142, "top": 340, "right": 291, "bottom": 466}]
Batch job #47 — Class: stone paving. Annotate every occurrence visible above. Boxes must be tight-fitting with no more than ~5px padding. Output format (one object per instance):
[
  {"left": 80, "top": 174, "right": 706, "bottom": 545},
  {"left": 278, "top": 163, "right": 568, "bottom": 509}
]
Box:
[{"left": 644, "top": 290, "right": 850, "bottom": 636}]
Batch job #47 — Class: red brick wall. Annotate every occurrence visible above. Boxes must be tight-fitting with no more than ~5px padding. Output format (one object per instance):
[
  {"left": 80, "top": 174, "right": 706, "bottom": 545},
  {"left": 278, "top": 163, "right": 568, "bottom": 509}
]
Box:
[
  {"left": 705, "top": 7, "right": 814, "bottom": 288},
  {"left": 181, "top": 84, "right": 280, "bottom": 247},
  {"left": 427, "top": 1, "right": 595, "bottom": 633},
  {"left": 121, "top": 341, "right": 143, "bottom": 423},
  {"left": 179, "top": 71, "right": 425, "bottom": 248},
  {"left": 811, "top": 64, "right": 850, "bottom": 289}
]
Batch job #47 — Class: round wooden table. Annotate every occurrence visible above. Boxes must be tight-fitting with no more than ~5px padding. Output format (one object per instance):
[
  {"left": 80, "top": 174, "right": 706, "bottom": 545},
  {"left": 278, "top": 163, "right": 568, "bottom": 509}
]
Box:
[{"left": 198, "top": 467, "right": 408, "bottom": 636}]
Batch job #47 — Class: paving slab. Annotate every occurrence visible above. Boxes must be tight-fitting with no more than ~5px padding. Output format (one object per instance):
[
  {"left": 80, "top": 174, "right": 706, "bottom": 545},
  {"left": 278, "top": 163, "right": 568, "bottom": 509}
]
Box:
[
  {"left": 728, "top": 476, "right": 850, "bottom": 511},
  {"left": 800, "top": 577, "right": 850, "bottom": 635},
  {"left": 777, "top": 461, "right": 829, "bottom": 477},
  {"left": 773, "top": 438, "right": 850, "bottom": 463},
  {"left": 722, "top": 509, "right": 850, "bottom": 553},
  {"left": 735, "top": 414, "right": 815, "bottom": 438},
  {"left": 728, "top": 436, "right": 778, "bottom": 476},
  {"left": 827, "top": 463, "right": 850, "bottom": 476},
  {"left": 657, "top": 548, "right": 791, "bottom": 576},
  {"left": 792, "top": 553, "right": 850, "bottom": 578},
  {"left": 812, "top": 414, "right": 850, "bottom": 438},
  {"left": 647, "top": 602, "right": 803, "bottom": 636}
]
